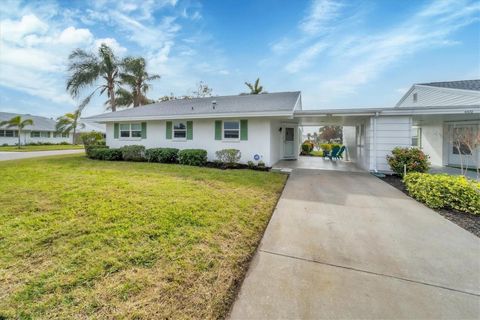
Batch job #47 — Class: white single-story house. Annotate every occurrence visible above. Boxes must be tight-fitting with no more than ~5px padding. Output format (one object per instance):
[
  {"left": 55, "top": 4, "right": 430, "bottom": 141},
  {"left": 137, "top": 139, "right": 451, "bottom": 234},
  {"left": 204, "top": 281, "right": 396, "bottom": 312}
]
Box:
[
  {"left": 0, "top": 112, "right": 106, "bottom": 146},
  {"left": 86, "top": 79, "right": 479, "bottom": 172}
]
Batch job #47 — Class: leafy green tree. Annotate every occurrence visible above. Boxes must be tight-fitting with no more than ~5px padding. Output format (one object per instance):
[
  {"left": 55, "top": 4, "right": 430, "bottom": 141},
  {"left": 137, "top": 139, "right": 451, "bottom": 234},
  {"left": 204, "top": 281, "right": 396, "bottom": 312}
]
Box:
[
  {"left": 116, "top": 57, "right": 160, "bottom": 108},
  {"left": 0, "top": 115, "right": 33, "bottom": 148},
  {"left": 66, "top": 43, "right": 121, "bottom": 112},
  {"left": 319, "top": 126, "right": 342, "bottom": 143},
  {"left": 56, "top": 109, "right": 85, "bottom": 144},
  {"left": 244, "top": 78, "right": 265, "bottom": 94}
]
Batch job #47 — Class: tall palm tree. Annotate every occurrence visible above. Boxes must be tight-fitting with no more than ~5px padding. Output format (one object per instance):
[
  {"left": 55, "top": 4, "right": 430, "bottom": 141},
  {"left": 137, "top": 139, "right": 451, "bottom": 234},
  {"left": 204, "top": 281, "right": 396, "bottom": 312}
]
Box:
[
  {"left": 0, "top": 115, "right": 33, "bottom": 148},
  {"left": 117, "top": 57, "right": 160, "bottom": 108},
  {"left": 245, "top": 78, "right": 264, "bottom": 94},
  {"left": 56, "top": 109, "right": 85, "bottom": 145},
  {"left": 66, "top": 43, "right": 121, "bottom": 112}
]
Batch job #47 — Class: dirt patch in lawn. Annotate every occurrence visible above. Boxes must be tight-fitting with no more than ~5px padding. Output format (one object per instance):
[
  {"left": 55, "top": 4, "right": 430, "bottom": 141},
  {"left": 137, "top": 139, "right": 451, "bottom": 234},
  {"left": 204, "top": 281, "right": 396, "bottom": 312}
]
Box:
[{"left": 380, "top": 175, "right": 480, "bottom": 238}]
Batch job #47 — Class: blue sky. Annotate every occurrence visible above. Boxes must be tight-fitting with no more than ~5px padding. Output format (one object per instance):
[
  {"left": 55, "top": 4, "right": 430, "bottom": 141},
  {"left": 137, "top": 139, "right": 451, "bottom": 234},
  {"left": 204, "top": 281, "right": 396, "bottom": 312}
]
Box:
[{"left": 0, "top": 0, "right": 479, "bottom": 117}]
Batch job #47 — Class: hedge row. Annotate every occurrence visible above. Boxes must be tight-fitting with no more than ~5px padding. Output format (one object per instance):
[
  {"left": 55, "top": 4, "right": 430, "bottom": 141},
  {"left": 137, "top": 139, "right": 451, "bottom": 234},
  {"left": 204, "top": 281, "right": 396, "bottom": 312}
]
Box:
[
  {"left": 86, "top": 145, "right": 208, "bottom": 166},
  {"left": 404, "top": 173, "right": 480, "bottom": 215}
]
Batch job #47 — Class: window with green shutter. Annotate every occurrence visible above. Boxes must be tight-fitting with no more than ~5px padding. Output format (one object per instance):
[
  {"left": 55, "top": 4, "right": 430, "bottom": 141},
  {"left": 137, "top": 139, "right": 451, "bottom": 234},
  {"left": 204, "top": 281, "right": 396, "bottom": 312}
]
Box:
[
  {"left": 215, "top": 120, "right": 222, "bottom": 140},
  {"left": 240, "top": 120, "right": 248, "bottom": 140},
  {"left": 114, "top": 123, "right": 119, "bottom": 139},
  {"left": 187, "top": 121, "right": 193, "bottom": 140},
  {"left": 166, "top": 121, "right": 172, "bottom": 139},
  {"left": 141, "top": 122, "right": 147, "bottom": 139}
]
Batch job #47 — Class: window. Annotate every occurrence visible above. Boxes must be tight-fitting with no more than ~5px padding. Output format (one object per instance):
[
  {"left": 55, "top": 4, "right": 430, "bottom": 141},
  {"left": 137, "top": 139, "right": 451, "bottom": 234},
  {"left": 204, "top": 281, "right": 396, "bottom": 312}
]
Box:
[
  {"left": 173, "top": 121, "right": 187, "bottom": 139},
  {"left": 120, "top": 123, "right": 141, "bottom": 138},
  {"left": 31, "top": 131, "right": 41, "bottom": 138},
  {"left": 411, "top": 127, "right": 421, "bottom": 148},
  {"left": 40, "top": 132, "right": 50, "bottom": 138},
  {"left": 223, "top": 121, "right": 240, "bottom": 139},
  {"left": 413, "top": 92, "right": 418, "bottom": 103},
  {"left": 54, "top": 133, "right": 69, "bottom": 138},
  {"left": 1, "top": 130, "right": 18, "bottom": 137}
]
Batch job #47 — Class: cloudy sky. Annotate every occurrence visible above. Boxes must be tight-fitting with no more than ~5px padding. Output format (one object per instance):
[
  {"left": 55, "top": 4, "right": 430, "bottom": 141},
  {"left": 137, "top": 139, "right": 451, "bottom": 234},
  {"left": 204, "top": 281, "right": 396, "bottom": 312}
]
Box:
[{"left": 0, "top": 0, "right": 479, "bottom": 117}]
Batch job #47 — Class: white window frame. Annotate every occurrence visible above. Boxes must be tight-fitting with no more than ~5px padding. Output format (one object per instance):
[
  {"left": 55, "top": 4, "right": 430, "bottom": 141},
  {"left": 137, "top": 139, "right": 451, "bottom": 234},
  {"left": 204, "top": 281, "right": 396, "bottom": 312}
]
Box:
[
  {"left": 31, "top": 131, "right": 41, "bottom": 138},
  {"left": 1, "top": 130, "right": 18, "bottom": 137},
  {"left": 411, "top": 126, "right": 422, "bottom": 148},
  {"left": 173, "top": 120, "right": 187, "bottom": 141},
  {"left": 119, "top": 123, "right": 142, "bottom": 140},
  {"left": 222, "top": 120, "right": 240, "bottom": 141},
  {"left": 40, "top": 131, "right": 50, "bottom": 138},
  {"left": 54, "top": 132, "right": 69, "bottom": 138}
]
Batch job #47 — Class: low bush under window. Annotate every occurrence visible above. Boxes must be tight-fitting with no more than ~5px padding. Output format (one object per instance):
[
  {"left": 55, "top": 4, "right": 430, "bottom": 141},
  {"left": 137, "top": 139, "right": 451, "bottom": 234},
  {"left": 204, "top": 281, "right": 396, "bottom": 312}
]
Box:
[
  {"left": 178, "top": 149, "right": 207, "bottom": 166},
  {"left": 120, "top": 145, "right": 146, "bottom": 161},
  {"left": 215, "top": 149, "right": 241, "bottom": 165},
  {"left": 387, "top": 147, "right": 430, "bottom": 175},
  {"left": 145, "top": 148, "right": 179, "bottom": 163}
]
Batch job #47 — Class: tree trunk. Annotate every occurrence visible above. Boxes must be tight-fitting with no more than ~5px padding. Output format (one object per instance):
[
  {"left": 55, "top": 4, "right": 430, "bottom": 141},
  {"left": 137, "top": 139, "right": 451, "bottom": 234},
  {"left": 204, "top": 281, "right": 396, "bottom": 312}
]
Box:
[
  {"left": 73, "top": 127, "right": 77, "bottom": 145},
  {"left": 109, "top": 85, "right": 116, "bottom": 112},
  {"left": 18, "top": 129, "right": 21, "bottom": 149}
]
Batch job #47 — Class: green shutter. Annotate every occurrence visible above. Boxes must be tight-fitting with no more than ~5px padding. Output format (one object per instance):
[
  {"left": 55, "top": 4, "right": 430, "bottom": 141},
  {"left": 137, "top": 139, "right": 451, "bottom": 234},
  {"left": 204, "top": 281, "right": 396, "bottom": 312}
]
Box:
[
  {"left": 166, "top": 121, "right": 172, "bottom": 139},
  {"left": 240, "top": 120, "right": 248, "bottom": 140},
  {"left": 215, "top": 120, "right": 222, "bottom": 140},
  {"left": 114, "top": 123, "right": 119, "bottom": 139},
  {"left": 187, "top": 121, "right": 193, "bottom": 140},
  {"left": 141, "top": 122, "right": 147, "bottom": 139}
]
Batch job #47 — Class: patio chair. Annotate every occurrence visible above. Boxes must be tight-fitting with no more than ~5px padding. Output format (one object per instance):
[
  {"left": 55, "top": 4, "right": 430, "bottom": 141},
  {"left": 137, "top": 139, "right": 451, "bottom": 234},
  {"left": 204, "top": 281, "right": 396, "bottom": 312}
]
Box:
[
  {"left": 328, "top": 145, "right": 341, "bottom": 160},
  {"left": 334, "top": 146, "right": 346, "bottom": 160}
]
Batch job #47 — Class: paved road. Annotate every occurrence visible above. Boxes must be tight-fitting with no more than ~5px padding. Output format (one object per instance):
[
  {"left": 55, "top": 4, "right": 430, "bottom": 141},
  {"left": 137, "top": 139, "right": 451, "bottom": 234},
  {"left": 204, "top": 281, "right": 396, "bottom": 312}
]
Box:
[
  {"left": 230, "top": 168, "right": 480, "bottom": 319},
  {"left": 0, "top": 149, "right": 84, "bottom": 161}
]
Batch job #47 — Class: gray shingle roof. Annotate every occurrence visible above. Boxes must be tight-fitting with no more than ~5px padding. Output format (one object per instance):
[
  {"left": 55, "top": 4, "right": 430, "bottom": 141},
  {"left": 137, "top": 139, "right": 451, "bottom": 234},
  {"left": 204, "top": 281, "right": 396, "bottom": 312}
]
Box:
[
  {"left": 0, "top": 112, "right": 56, "bottom": 131},
  {"left": 419, "top": 80, "right": 480, "bottom": 91},
  {"left": 85, "top": 91, "right": 301, "bottom": 121}
]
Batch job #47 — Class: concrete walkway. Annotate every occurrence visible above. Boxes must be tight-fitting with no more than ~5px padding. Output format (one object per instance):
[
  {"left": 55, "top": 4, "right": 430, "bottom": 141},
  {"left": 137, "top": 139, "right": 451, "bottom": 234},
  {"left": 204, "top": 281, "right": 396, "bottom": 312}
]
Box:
[
  {"left": 230, "top": 169, "right": 480, "bottom": 319},
  {"left": 0, "top": 149, "right": 84, "bottom": 161}
]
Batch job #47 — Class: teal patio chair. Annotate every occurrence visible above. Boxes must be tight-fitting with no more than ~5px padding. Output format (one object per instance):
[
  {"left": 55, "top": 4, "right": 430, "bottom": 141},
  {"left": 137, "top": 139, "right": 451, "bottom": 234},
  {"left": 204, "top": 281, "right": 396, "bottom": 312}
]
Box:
[
  {"left": 328, "top": 145, "right": 341, "bottom": 160},
  {"left": 333, "top": 146, "right": 346, "bottom": 160}
]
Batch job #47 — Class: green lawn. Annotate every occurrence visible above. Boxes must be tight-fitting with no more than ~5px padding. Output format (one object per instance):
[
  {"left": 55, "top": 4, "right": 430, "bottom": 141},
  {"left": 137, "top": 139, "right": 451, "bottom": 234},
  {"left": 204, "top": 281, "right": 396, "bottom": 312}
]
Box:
[
  {"left": 0, "top": 144, "right": 84, "bottom": 152},
  {"left": 0, "top": 155, "right": 286, "bottom": 319}
]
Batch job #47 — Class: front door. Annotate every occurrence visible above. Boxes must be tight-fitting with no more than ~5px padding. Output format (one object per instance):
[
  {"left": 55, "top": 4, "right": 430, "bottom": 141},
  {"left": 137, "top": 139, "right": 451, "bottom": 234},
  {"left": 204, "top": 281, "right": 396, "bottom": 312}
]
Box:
[
  {"left": 284, "top": 127, "right": 295, "bottom": 158},
  {"left": 448, "top": 124, "right": 479, "bottom": 167}
]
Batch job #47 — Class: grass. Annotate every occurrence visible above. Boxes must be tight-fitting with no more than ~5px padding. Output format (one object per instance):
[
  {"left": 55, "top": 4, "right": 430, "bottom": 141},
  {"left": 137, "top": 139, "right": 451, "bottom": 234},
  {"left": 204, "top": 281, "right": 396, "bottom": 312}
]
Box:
[
  {"left": 0, "top": 144, "right": 84, "bottom": 152},
  {"left": 310, "top": 150, "right": 324, "bottom": 157},
  {"left": 0, "top": 155, "right": 286, "bottom": 319}
]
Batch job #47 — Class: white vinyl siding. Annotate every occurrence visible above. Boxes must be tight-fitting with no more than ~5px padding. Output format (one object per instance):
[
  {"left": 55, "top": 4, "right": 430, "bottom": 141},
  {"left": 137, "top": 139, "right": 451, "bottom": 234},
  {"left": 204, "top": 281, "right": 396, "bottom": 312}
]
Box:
[{"left": 397, "top": 85, "right": 480, "bottom": 108}]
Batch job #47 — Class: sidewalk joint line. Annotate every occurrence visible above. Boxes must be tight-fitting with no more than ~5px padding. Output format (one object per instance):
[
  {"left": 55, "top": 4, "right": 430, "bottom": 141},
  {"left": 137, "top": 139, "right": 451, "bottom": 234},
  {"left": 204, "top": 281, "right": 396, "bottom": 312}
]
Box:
[{"left": 260, "top": 249, "right": 480, "bottom": 297}]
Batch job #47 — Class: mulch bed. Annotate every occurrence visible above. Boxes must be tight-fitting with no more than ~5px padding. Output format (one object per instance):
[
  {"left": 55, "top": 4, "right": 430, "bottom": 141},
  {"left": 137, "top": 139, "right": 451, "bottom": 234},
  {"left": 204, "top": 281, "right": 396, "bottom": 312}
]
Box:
[
  {"left": 204, "top": 162, "right": 271, "bottom": 171},
  {"left": 379, "top": 175, "right": 480, "bottom": 238}
]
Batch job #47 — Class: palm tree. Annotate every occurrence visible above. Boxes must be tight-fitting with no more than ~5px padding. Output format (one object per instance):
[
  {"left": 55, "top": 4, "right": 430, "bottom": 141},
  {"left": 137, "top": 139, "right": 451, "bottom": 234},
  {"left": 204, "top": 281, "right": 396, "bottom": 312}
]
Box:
[
  {"left": 245, "top": 78, "right": 265, "bottom": 94},
  {"left": 56, "top": 109, "right": 85, "bottom": 145},
  {"left": 117, "top": 57, "right": 160, "bottom": 108},
  {"left": 0, "top": 115, "right": 33, "bottom": 148},
  {"left": 66, "top": 43, "right": 121, "bottom": 112}
]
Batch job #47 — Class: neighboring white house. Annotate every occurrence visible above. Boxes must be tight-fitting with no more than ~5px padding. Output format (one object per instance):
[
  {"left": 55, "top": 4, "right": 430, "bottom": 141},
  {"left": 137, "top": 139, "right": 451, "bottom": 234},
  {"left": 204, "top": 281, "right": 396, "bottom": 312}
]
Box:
[
  {"left": 0, "top": 112, "right": 106, "bottom": 146},
  {"left": 86, "top": 80, "right": 479, "bottom": 171}
]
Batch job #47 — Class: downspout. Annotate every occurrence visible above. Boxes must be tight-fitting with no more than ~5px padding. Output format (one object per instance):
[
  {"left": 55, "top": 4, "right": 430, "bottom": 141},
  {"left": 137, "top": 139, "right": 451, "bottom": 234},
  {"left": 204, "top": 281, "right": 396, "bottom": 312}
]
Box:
[{"left": 373, "top": 112, "right": 379, "bottom": 173}]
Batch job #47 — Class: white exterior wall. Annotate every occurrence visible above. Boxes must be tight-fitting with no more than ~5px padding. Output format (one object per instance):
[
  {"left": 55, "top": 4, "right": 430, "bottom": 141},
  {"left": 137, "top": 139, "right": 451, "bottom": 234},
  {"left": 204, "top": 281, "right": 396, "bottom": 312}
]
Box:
[
  {"left": 367, "top": 116, "right": 412, "bottom": 172},
  {"left": 106, "top": 118, "right": 276, "bottom": 166},
  {"left": 396, "top": 86, "right": 480, "bottom": 108},
  {"left": 342, "top": 126, "right": 356, "bottom": 161},
  {"left": 0, "top": 131, "right": 72, "bottom": 146},
  {"left": 269, "top": 119, "right": 283, "bottom": 165}
]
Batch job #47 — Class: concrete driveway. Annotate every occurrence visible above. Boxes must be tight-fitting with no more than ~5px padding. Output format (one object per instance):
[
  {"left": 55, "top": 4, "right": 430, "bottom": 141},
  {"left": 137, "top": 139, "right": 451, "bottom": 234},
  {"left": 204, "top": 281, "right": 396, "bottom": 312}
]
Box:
[
  {"left": 230, "top": 169, "right": 480, "bottom": 319},
  {"left": 0, "top": 149, "right": 84, "bottom": 161}
]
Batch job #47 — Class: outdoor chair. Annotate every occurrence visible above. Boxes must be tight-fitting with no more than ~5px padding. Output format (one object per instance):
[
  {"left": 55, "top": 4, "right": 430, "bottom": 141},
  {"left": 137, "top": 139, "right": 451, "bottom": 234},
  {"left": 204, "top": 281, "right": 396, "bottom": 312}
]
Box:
[
  {"left": 333, "top": 146, "right": 346, "bottom": 160},
  {"left": 328, "top": 145, "right": 341, "bottom": 160}
]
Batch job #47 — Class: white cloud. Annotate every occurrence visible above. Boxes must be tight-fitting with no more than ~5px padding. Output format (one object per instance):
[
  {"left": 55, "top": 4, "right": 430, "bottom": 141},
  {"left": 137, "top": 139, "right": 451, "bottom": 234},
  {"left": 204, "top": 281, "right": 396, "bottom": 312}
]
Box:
[
  {"left": 285, "top": 42, "right": 327, "bottom": 73},
  {"left": 57, "top": 27, "right": 93, "bottom": 45},
  {"left": 0, "top": 14, "right": 49, "bottom": 43},
  {"left": 94, "top": 38, "right": 127, "bottom": 54},
  {"left": 300, "top": 0, "right": 343, "bottom": 35}
]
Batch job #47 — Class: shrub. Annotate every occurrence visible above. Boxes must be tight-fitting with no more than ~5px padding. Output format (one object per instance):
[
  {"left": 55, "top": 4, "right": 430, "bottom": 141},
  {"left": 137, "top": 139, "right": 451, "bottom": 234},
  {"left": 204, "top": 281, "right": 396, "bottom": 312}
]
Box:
[
  {"left": 387, "top": 147, "right": 430, "bottom": 175},
  {"left": 178, "top": 149, "right": 207, "bottom": 166},
  {"left": 88, "top": 148, "right": 123, "bottom": 161},
  {"left": 145, "top": 148, "right": 179, "bottom": 163},
  {"left": 215, "top": 149, "right": 241, "bottom": 165},
  {"left": 258, "top": 161, "right": 265, "bottom": 167},
  {"left": 120, "top": 145, "right": 146, "bottom": 162},
  {"left": 81, "top": 131, "right": 105, "bottom": 146},
  {"left": 404, "top": 173, "right": 480, "bottom": 215},
  {"left": 247, "top": 161, "right": 255, "bottom": 169},
  {"left": 301, "top": 141, "right": 314, "bottom": 154},
  {"left": 320, "top": 143, "right": 332, "bottom": 152},
  {"left": 85, "top": 145, "right": 108, "bottom": 158}
]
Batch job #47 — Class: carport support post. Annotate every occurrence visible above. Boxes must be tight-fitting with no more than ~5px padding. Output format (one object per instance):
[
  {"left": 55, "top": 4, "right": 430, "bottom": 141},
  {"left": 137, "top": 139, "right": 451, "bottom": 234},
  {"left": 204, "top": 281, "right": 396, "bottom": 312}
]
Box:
[{"left": 373, "top": 112, "right": 379, "bottom": 173}]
